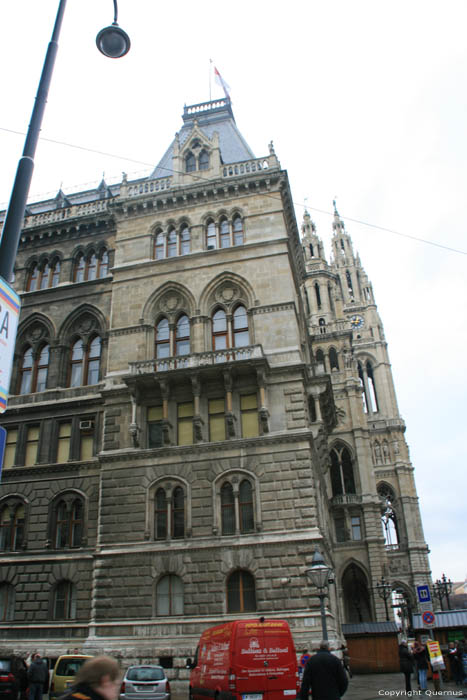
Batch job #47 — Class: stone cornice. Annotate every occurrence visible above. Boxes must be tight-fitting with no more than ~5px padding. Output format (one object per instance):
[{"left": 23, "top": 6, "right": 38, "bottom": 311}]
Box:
[{"left": 1, "top": 459, "right": 100, "bottom": 480}]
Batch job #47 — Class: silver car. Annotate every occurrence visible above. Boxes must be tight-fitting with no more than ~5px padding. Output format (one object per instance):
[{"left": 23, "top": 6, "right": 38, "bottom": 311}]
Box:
[{"left": 120, "top": 666, "right": 170, "bottom": 700}]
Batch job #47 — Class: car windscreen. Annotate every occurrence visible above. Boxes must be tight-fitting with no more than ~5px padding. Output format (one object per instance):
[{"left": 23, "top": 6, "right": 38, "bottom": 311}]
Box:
[
  {"left": 126, "top": 668, "right": 165, "bottom": 682},
  {"left": 55, "top": 659, "right": 88, "bottom": 676}
]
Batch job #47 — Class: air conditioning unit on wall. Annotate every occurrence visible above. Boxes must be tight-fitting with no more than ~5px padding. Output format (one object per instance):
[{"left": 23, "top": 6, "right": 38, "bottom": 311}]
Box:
[{"left": 79, "top": 420, "right": 94, "bottom": 431}]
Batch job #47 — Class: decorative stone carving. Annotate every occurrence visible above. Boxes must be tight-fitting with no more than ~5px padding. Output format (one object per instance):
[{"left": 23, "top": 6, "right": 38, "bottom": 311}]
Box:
[{"left": 160, "top": 293, "right": 182, "bottom": 313}]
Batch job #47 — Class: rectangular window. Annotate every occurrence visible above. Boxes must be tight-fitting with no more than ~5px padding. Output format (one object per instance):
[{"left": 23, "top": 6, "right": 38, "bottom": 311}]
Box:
[
  {"left": 177, "top": 402, "right": 194, "bottom": 445},
  {"left": 24, "top": 426, "right": 40, "bottom": 466},
  {"left": 351, "top": 516, "right": 362, "bottom": 540},
  {"left": 335, "top": 514, "right": 347, "bottom": 542},
  {"left": 209, "top": 398, "right": 226, "bottom": 441},
  {"left": 4, "top": 429, "right": 18, "bottom": 468},
  {"left": 148, "top": 406, "right": 164, "bottom": 448},
  {"left": 80, "top": 425, "right": 94, "bottom": 461},
  {"left": 57, "top": 422, "right": 72, "bottom": 462},
  {"left": 240, "top": 394, "right": 259, "bottom": 438}
]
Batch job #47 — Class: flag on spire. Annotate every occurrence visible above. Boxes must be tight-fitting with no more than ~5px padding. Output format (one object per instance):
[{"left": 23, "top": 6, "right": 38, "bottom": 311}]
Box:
[{"left": 213, "top": 65, "right": 231, "bottom": 99}]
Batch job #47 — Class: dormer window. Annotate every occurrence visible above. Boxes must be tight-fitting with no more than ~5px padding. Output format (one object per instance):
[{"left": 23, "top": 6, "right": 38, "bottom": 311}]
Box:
[
  {"left": 199, "top": 149, "right": 209, "bottom": 170},
  {"left": 186, "top": 152, "right": 196, "bottom": 173}
]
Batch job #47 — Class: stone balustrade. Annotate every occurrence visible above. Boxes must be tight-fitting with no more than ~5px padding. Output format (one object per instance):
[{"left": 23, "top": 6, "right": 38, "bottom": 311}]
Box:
[
  {"left": 22, "top": 200, "right": 109, "bottom": 229},
  {"left": 222, "top": 158, "right": 272, "bottom": 178},
  {"left": 330, "top": 493, "right": 363, "bottom": 505},
  {"left": 129, "top": 344, "right": 265, "bottom": 374},
  {"left": 127, "top": 177, "right": 172, "bottom": 197}
]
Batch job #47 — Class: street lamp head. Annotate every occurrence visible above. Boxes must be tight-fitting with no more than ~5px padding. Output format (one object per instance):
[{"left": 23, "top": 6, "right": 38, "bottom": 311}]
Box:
[
  {"left": 96, "top": 23, "right": 131, "bottom": 58},
  {"left": 305, "top": 550, "right": 333, "bottom": 590}
]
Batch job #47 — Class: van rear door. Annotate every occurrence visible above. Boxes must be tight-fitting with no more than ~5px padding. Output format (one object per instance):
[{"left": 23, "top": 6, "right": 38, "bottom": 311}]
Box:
[{"left": 233, "top": 621, "right": 297, "bottom": 700}]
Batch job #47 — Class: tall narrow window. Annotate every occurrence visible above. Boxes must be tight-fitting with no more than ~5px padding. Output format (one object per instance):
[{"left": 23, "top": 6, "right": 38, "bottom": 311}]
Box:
[
  {"left": 186, "top": 152, "right": 196, "bottom": 173},
  {"left": 19, "top": 347, "right": 33, "bottom": 394},
  {"left": 36, "top": 344, "right": 49, "bottom": 392},
  {"left": 221, "top": 482, "right": 235, "bottom": 535},
  {"left": 54, "top": 497, "right": 84, "bottom": 548},
  {"left": 51, "top": 259, "right": 61, "bottom": 287},
  {"left": 220, "top": 219, "right": 230, "bottom": 248},
  {"left": 239, "top": 480, "right": 254, "bottom": 533},
  {"left": 167, "top": 229, "right": 177, "bottom": 257},
  {"left": 175, "top": 315, "right": 190, "bottom": 355},
  {"left": 40, "top": 261, "right": 51, "bottom": 289},
  {"left": 0, "top": 508, "right": 11, "bottom": 551},
  {"left": 155, "top": 231, "right": 165, "bottom": 260},
  {"left": 233, "top": 305, "right": 249, "bottom": 347},
  {"left": 328, "top": 284, "right": 335, "bottom": 312},
  {"left": 70, "top": 499, "right": 84, "bottom": 547},
  {"left": 240, "top": 394, "right": 259, "bottom": 438},
  {"left": 330, "top": 445, "right": 356, "bottom": 496},
  {"left": 87, "top": 253, "right": 98, "bottom": 281},
  {"left": 206, "top": 221, "right": 217, "bottom": 249},
  {"left": 329, "top": 347, "right": 339, "bottom": 371},
  {"left": 156, "top": 575, "right": 183, "bottom": 615},
  {"left": 86, "top": 336, "right": 101, "bottom": 385},
  {"left": 199, "top": 150, "right": 209, "bottom": 170},
  {"left": 346, "top": 270, "right": 354, "bottom": 297},
  {"left": 57, "top": 423, "right": 72, "bottom": 463},
  {"left": 351, "top": 515, "right": 362, "bottom": 540},
  {"left": 316, "top": 349, "right": 326, "bottom": 371},
  {"left": 314, "top": 282, "right": 322, "bottom": 309},
  {"left": 233, "top": 216, "right": 243, "bottom": 245},
  {"left": 227, "top": 570, "right": 256, "bottom": 613},
  {"left": 209, "top": 398, "right": 226, "bottom": 441},
  {"left": 74, "top": 254, "right": 85, "bottom": 282},
  {"left": 366, "top": 361, "right": 379, "bottom": 412},
  {"left": 358, "top": 362, "right": 369, "bottom": 413},
  {"left": 70, "top": 340, "right": 84, "bottom": 387},
  {"left": 80, "top": 424, "right": 94, "bottom": 461},
  {"left": 155, "top": 488, "right": 167, "bottom": 540},
  {"left": 53, "top": 580, "right": 76, "bottom": 619},
  {"left": 148, "top": 406, "right": 164, "bottom": 449},
  {"left": 27, "top": 264, "right": 39, "bottom": 291},
  {"left": 156, "top": 318, "right": 170, "bottom": 359},
  {"left": 172, "top": 487, "right": 185, "bottom": 539},
  {"left": 98, "top": 250, "right": 109, "bottom": 278},
  {"left": 177, "top": 402, "right": 194, "bottom": 445},
  {"left": 12, "top": 504, "right": 25, "bottom": 551},
  {"left": 3, "top": 429, "right": 18, "bottom": 469},
  {"left": 0, "top": 583, "right": 15, "bottom": 621},
  {"left": 55, "top": 501, "right": 69, "bottom": 548},
  {"left": 180, "top": 226, "right": 190, "bottom": 255},
  {"left": 24, "top": 426, "right": 39, "bottom": 466},
  {"left": 212, "top": 309, "right": 228, "bottom": 350},
  {"left": 334, "top": 513, "right": 347, "bottom": 542}
]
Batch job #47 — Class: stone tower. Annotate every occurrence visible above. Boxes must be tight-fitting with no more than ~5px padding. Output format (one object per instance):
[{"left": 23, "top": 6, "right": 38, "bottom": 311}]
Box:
[{"left": 0, "top": 99, "right": 430, "bottom": 668}]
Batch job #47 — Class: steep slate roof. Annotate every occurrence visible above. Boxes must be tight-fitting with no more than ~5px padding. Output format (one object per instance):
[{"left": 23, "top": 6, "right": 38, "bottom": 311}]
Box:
[{"left": 151, "top": 98, "right": 255, "bottom": 179}]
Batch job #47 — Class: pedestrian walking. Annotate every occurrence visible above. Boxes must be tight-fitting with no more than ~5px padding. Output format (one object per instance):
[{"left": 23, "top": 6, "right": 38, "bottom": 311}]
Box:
[
  {"left": 57, "top": 656, "right": 120, "bottom": 700},
  {"left": 27, "top": 654, "right": 48, "bottom": 700},
  {"left": 340, "top": 645, "right": 352, "bottom": 678},
  {"left": 299, "top": 640, "right": 348, "bottom": 700},
  {"left": 412, "top": 639, "right": 429, "bottom": 691},
  {"left": 398, "top": 640, "right": 414, "bottom": 693}
]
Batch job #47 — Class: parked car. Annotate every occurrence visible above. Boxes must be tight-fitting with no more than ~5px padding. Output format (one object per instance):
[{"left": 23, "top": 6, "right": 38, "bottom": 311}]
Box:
[
  {"left": 49, "top": 655, "right": 93, "bottom": 700},
  {"left": 0, "top": 658, "right": 18, "bottom": 700},
  {"left": 120, "top": 666, "right": 170, "bottom": 700}
]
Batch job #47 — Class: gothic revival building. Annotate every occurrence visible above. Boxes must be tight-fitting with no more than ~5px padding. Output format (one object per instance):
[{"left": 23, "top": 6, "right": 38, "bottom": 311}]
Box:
[{"left": 0, "top": 97, "right": 430, "bottom": 666}]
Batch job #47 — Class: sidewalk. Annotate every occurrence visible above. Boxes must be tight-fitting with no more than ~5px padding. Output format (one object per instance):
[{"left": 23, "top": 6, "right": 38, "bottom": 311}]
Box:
[{"left": 344, "top": 673, "right": 467, "bottom": 700}]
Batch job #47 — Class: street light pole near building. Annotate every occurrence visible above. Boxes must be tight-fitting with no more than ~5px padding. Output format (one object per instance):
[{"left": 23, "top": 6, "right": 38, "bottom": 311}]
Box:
[
  {"left": 0, "top": 0, "right": 130, "bottom": 284},
  {"left": 375, "top": 576, "right": 392, "bottom": 621},
  {"left": 305, "top": 550, "right": 334, "bottom": 642},
  {"left": 433, "top": 573, "right": 453, "bottom": 611}
]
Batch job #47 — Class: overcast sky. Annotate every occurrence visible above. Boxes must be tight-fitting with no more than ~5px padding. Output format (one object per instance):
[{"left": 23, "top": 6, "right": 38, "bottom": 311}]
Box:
[{"left": 1, "top": 1, "right": 466, "bottom": 585}]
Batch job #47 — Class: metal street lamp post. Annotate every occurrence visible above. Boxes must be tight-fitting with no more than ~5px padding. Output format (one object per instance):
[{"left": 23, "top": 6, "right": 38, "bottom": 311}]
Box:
[
  {"left": 0, "top": 0, "right": 130, "bottom": 284},
  {"left": 305, "top": 550, "right": 333, "bottom": 642},
  {"left": 375, "top": 576, "right": 392, "bottom": 621},
  {"left": 434, "top": 574, "right": 453, "bottom": 611}
]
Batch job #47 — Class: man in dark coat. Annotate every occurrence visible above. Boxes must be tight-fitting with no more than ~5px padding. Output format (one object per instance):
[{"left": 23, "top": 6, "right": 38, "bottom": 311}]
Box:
[
  {"left": 27, "top": 654, "right": 48, "bottom": 700},
  {"left": 299, "top": 641, "right": 349, "bottom": 700},
  {"left": 59, "top": 656, "right": 120, "bottom": 700},
  {"left": 398, "top": 640, "right": 414, "bottom": 693}
]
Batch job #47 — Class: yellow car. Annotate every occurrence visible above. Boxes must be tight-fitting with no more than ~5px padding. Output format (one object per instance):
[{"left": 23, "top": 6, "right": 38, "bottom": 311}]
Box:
[{"left": 49, "top": 655, "right": 93, "bottom": 699}]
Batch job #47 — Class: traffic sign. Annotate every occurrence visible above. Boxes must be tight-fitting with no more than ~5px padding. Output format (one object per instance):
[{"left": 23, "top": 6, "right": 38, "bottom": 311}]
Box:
[
  {"left": 416, "top": 584, "right": 432, "bottom": 604},
  {"left": 422, "top": 610, "right": 436, "bottom": 628},
  {"left": 0, "top": 277, "right": 21, "bottom": 413}
]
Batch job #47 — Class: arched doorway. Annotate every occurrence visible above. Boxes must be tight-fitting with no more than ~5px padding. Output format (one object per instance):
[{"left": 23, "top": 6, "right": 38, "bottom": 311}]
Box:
[{"left": 342, "top": 564, "right": 373, "bottom": 622}]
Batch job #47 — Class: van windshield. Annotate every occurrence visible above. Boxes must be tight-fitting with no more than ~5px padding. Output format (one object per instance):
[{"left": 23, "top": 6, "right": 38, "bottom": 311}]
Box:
[
  {"left": 55, "top": 659, "right": 88, "bottom": 676},
  {"left": 127, "top": 668, "right": 165, "bottom": 682}
]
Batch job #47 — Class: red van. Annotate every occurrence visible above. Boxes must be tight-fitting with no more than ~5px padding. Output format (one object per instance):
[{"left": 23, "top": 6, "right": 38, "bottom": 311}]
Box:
[{"left": 188, "top": 618, "right": 299, "bottom": 700}]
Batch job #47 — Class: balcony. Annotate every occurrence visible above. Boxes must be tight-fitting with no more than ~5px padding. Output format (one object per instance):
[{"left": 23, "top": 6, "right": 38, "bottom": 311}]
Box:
[
  {"left": 330, "top": 493, "right": 363, "bottom": 506},
  {"left": 128, "top": 345, "right": 266, "bottom": 375}
]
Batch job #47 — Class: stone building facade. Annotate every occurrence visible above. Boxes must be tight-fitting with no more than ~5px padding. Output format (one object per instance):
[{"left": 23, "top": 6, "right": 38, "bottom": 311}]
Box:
[{"left": 0, "top": 98, "right": 430, "bottom": 669}]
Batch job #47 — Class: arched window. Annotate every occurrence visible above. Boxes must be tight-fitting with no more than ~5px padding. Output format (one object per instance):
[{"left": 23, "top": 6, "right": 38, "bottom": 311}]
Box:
[
  {"left": 54, "top": 496, "right": 84, "bottom": 548},
  {"left": 0, "top": 583, "right": 15, "bottom": 621},
  {"left": 27, "top": 263, "right": 39, "bottom": 291},
  {"left": 212, "top": 309, "right": 228, "bottom": 350},
  {"left": 239, "top": 480, "right": 254, "bottom": 533},
  {"left": 328, "top": 284, "right": 335, "bottom": 312},
  {"left": 206, "top": 220, "right": 217, "bottom": 249},
  {"left": 87, "top": 336, "right": 101, "bottom": 385},
  {"left": 167, "top": 229, "right": 177, "bottom": 257},
  {"left": 51, "top": 259, "right": 61, "bottom": 287},
  {"left": 233, "top": 216, "right": 244, "bottom": 245},
  {"left": 220, "top": 218, "right": 230, "bottom": 248},
  {"left": 175, "top": 315, "right": 190, "bottom": 356},
  {"left": 378, "top": 484, "right": 400, "bottom": 549},
  {"left": 98, "top": 250, "right": 109, "bottom": 278},
  {"left": 156, "top": 574, "right": 183, "bottom": 615},
  {"left": 227, "top": 570, "right": 256, "bottom": 613},
  {"left": 318, "top": 317, "right": 326, "bottom": 334},
  {"left": 19, "top": 344, "right": 49, "bottom": 394},
  {"left": 74, "top": 254, "right": 85, "bottom": 283},
  {"left": 308, "top": 395, "right": 316, "bottom": 422},
  {"left": 314, "top": 282, "right": 322, "bottom": 309},
  {"left": 329, "top": 347, "right": 339, "bottom": 370},
  {"left": 69, "top": 340, "right": 84, "bottom": 387},
  {"left": 221, "top": 482, "right": 235, "bottom": 535},
  {"left": 155, "top": 318, "right": 170, "bottom": 359},
  {"left": 86, "top": 253, "right": 98, "bottom": 281},
  {"left": 330, "top": 445, "right": 356, "bottom": 496},
  {"left": 358, "top": 360, "right": 378, "bottom": 413},
  {"left": 53, "top": 580, "right": 76, "bottom": 619},
  {"left": 342, "top": 565, "right": 372, "bottom": 623},
  {"left": 366, "top": 361, "right": 379, "bottom": 411},
  {"left": 199, "top": 150, "right": 209, "bottom": 170},
  {"left": 346, "top": 270, "right": 354, "bottom": 297},
  {"left": 155, "top": 231, "right": 165, "bottom": 260},
  {"left": 0, "top": 503, "right": 25, "bottom": 551},
  {"left": 36, "top": 344, "right": 49, "bottom": 392},
  {"left": 180, "top": 226, "right": 190, "bottom": 255},
  {"left": 185, "top": 152, "right": 196, "bottom": 173},
  {"left": 233, "top": 305, "right": 249, "bottom": 347},
  {"left": 315, "top": 349, "right": 326, "bottom": 371},
  {"left": 155, "top": 488, "right": 167, "bottom": 540},
  {"left": 19, "top": 347, "right": 33, "bottom": 394},
  {"left": 69, "top": 337, "right": 101, "bottom": 388},
  {"left": 172, "top": 486, "right": 185, "bottom": 539},
  {"left": 39, "top": 261, "right": 51, "bottom": 289}
]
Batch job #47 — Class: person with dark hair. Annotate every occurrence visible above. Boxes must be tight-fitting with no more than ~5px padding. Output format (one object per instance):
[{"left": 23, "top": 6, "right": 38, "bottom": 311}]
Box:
[
  {"left": 59, "top": 657, "right": 120, "bottom": 700},
  {"left": 299, "top": 641, "right": 348, "bottom": 700},
  {"left": 27, "top": 654, "right": 48, "bottom": 700},
  {"left": 398, "top": 640, "right": 414, "bottom": 693},
  {"left": 412, "top": 639, "right": 429, "bottom": 691}
]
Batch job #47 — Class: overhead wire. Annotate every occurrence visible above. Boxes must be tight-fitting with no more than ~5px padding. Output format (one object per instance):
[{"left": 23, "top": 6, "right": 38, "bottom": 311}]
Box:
[{"left": 1, "top": 125, "right": 466, "bottom": 257}]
